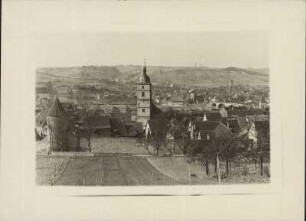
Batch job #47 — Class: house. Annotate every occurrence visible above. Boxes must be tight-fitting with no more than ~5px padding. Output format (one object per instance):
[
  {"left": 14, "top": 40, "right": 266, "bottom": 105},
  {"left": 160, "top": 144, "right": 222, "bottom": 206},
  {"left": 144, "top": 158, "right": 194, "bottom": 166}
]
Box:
[
  {"left": 238, "top": 121, "right": 257, "bottom": 149},
  {"left": 186, "top": 117, "right": 203, "bottom": 139},
  {"left": 203, "top": 111, "right": 223, "bottom": 122},
  {"left": 192, "top": 121, "right": 231, "bottom": 141},
  {"left": 225, "top": 118, "right": 241, "bottom": 134},
  {"left": 145, "top": 119, "right": 169, "bottom": 139},
  {"left": 247, "top": 114, "right": 269, "bottom": 122},
  {"left": 80, "top": 116, "right": 112, "bottom": 137},
  {"left": 168, "top": 95, "right": 184, "bottom": 107}
]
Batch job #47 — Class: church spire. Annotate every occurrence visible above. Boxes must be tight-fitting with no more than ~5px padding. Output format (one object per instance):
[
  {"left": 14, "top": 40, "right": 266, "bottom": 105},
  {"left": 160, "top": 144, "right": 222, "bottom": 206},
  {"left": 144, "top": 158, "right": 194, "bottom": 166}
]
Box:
[
  {"left": 143, "top": 58, "right": 147, "bottom": 75},
  {"left": 140, "top": 58, "right": 151, "bottom": 83}
]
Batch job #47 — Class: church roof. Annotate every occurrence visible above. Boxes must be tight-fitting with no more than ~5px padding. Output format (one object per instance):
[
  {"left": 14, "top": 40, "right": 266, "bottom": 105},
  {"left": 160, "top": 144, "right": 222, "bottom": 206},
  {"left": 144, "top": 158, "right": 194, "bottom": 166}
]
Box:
[
  {"left": 48, "top": 97, "right": 66, "bottom": 117},
  {"left": 139, "top": 65, "right": 151, "bottom": 84}
]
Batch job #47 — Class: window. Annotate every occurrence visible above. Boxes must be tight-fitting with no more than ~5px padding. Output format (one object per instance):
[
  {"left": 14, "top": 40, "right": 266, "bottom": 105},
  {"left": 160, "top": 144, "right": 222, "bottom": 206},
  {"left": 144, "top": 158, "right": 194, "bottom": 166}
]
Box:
[
  {"left": 142, "top": 85, "right": 144, "bottom": 89},
  {"left": 142, "top": 92, "right": 145, "bottom": 97},
  {"left": 142, "top": 109, "right": 145, "bottom": 113}
]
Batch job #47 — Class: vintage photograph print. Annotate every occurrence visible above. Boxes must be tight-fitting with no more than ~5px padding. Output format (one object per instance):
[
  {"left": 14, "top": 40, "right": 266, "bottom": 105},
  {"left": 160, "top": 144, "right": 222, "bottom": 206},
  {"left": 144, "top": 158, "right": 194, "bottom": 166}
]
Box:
[{"left": 35, "top": 32, "right": 270, "bottom": 186}]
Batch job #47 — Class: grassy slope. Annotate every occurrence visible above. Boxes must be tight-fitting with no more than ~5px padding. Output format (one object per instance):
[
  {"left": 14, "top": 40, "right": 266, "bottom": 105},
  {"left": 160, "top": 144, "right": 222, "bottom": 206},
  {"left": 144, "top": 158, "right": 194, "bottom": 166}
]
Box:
[{"left": 146, "top": 156, "right": 270, "bottom": 185}]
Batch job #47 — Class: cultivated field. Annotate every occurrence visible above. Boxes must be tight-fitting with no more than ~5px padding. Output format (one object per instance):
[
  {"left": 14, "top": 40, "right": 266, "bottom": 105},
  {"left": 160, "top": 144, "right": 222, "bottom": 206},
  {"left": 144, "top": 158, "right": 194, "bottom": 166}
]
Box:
[
  {"left": 37, "top": 136, "right": 269, "bottom": 186},
  {"left": 36, "top": 154, "right": 177, "bottom": 186}
]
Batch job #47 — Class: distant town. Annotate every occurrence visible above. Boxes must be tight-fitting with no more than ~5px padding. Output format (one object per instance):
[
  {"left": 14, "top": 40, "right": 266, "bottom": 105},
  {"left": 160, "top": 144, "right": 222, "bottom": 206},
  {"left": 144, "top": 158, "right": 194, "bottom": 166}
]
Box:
[{"left": 36, "top": 63, "right": 270, "bottom": 186}]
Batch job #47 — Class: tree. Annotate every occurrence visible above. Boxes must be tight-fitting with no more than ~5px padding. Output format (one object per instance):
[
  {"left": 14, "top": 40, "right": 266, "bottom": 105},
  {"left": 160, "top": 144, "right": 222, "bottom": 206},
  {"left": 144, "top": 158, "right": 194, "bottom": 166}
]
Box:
[
  {"left": 146, "top": 122, "right": 168, "bottom": 156},
  {"left": 136, "top": 132, "right": 155, "bottom": 155},
  {"left": 170, "top": 120, "right": 192, "bottom": 154},
  {"left": 80, "top": 109, "right": 97, "bottom": 152},
  {"left": 186, "top": 133, "right": 247, "bottom": 183},
  {"left": 257, "top": 129, "right": 270, "bottom": 176}
]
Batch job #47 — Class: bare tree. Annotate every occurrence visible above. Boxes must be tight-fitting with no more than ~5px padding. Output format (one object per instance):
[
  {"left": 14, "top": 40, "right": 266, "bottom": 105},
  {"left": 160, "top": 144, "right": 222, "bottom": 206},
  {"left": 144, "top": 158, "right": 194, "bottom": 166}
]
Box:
[
  {"left": 146, "top": 128, "right": 168, "bottom": 156},
  {"left": 81, "top": 109, "right": 97, "bottom": 152}
]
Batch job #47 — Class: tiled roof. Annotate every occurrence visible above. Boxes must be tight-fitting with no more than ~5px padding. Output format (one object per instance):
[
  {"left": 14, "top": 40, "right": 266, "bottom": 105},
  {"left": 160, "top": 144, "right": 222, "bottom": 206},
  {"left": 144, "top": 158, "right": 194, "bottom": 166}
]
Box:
[
  {"left": 111, "top": 112, "right": 132, "bottom": 122},
  {"left": 228, "top": 108, "right": 266, "bottom": 117},
  {"left": 247, "top": 115, "right": 269, "bottom": 122},
  {"left": 194, "top": 121, "right": 220, "bottom": 131},
  {"left": 91, "top": 116, "right": 111, "bottom": 129},
  {"left": 205, "top": 112, "right": 223, "bottom": 121},
  {"left": 82, "top": 116, "right": 111, "bottom": 129}
]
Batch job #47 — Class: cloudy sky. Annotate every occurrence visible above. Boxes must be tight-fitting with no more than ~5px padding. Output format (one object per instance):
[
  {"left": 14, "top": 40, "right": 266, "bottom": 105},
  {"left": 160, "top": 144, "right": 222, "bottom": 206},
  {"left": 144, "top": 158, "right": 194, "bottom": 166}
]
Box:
[{"left": 35, "top": 31, "right": 268, "bottom": 68}]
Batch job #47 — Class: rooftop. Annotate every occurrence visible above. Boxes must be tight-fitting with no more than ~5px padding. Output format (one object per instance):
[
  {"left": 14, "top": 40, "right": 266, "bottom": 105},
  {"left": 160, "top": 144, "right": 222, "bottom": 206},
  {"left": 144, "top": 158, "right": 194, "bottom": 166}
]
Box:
[{"left": 48, "top": 97, "right": 66, "bottom": 117}]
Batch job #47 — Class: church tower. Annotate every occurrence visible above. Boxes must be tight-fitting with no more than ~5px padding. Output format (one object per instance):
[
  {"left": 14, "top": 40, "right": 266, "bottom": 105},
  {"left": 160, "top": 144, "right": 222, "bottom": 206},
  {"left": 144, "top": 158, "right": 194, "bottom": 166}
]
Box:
[{"left": 137, "top": 60, "right": 151, "bottom": 129}]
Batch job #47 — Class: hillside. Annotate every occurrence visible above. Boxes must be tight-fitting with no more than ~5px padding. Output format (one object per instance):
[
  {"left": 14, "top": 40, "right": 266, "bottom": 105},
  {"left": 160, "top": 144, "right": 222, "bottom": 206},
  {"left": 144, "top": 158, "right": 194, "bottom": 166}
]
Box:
[{"left": 37, "top": 65, "right": 269, "bottom": 87}]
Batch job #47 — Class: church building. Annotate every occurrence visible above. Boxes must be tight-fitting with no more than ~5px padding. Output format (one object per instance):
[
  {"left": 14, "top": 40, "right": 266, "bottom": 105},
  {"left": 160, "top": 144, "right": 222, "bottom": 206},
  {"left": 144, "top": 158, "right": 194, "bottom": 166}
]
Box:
[{"left": 136, "top": 61, "right": 152, "bottom": 129}]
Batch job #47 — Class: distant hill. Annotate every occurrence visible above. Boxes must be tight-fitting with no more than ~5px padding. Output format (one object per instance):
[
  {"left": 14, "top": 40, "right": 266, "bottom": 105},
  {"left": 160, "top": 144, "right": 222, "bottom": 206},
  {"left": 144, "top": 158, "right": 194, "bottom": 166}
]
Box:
[{"left": 37, "top": 65, "right": 269, "bottom": 87}]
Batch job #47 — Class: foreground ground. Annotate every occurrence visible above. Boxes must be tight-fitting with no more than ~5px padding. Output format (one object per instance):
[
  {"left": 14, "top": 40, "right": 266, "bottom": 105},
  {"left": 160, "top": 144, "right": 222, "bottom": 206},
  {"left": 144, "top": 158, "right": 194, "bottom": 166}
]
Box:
[
  {"left": 36, "top": 153, "right": 270, "bottom": 186},
  {"left": 37, "top": 154, "right": 176, "bottom": 186},
  {"left": 37, "top": 137, "right": 269, "bottom": 186}
]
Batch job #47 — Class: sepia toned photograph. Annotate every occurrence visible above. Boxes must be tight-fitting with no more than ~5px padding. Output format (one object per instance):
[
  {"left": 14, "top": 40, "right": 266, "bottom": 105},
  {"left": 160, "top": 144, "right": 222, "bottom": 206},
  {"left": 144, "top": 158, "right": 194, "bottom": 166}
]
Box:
[
  {"left": 1, "top": 0, "right": 305, "bottom": 220},
  {"left": 35, "top": 32, "right": 270, "bottom": 186}
]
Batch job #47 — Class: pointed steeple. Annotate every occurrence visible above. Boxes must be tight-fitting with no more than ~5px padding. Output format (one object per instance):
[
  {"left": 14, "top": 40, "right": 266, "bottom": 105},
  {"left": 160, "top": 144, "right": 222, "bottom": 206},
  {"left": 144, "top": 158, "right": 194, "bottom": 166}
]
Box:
[
  {"left": 48, "top": 97, "right": 66, "bottom": 117},
  {"left": 140, "top": 58, "right": 151, "bottom": 83},
  {"left": 143, "top": 58, "right": 147, "bottom": 75}
]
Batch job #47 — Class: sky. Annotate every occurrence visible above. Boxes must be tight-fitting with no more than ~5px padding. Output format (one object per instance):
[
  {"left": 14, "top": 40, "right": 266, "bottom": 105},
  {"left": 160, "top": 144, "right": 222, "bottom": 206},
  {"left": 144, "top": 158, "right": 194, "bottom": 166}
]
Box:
[{"left": 35, "top": 31, "right": 268, "bottom": 68}]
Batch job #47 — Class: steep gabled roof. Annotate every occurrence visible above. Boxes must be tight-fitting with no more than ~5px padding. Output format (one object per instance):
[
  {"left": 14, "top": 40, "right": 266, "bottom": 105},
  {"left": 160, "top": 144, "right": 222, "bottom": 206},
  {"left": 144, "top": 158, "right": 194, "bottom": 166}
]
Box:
[
  {"left": 48, "top": 97, "right": 66, "bottom": 117},
  {"left": 194, "top": 121, "right": 220, "bottom": 131}
]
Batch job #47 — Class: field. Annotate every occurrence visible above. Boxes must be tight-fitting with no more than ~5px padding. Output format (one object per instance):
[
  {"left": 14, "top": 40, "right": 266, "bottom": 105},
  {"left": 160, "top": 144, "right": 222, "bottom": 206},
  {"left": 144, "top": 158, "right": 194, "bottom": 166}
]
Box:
[
  {"left": 37, "top": 154, "right": 177, "bottom": 186},
  {"left": 37, "top": 135, "right": 270, "bottom": 186},
  {"left": 37, "top": 153, "right": 270, "bottom": 186}
]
